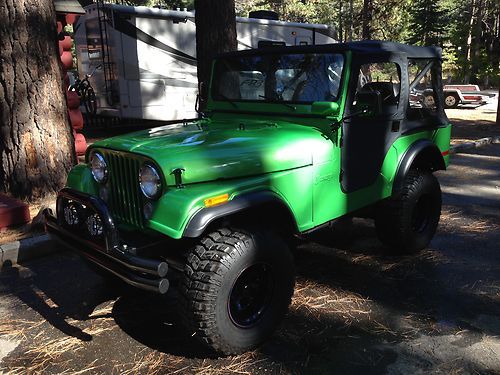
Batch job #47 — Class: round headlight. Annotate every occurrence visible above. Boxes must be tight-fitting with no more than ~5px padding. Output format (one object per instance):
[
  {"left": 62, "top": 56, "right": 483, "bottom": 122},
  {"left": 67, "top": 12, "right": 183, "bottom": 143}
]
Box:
[
  {"left": 89, "top": 151, "right": 108, "bottom": 183},
  {"left": 139, "top": 164, "right": 162, "bottom": 199}
]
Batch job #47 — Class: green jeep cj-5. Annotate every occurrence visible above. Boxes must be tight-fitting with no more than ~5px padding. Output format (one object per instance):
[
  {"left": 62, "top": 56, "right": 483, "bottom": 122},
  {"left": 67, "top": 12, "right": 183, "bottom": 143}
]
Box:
[{"left": 45, "top": 41, "right": 451, "bottom": 355}]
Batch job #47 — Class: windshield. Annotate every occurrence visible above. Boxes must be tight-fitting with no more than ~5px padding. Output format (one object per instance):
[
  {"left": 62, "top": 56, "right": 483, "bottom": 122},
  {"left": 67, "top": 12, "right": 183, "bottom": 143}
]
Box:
[{"left": 211, "top": 52, "right": 344, "bottom": 104}]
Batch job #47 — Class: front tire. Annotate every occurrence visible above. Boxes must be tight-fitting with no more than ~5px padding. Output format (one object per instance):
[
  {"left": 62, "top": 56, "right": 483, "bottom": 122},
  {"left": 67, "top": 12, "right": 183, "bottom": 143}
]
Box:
[
  {"left": 180, "top": 228, "right": 295, "bottom": 355},
  {"left": 375, "top": 170, "right": 441, "bottom": 254}
]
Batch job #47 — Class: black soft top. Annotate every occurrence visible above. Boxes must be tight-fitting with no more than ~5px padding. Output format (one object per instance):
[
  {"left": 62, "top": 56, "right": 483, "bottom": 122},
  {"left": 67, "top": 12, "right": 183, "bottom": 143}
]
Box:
[{"left": 217, "top": 40, "right": 442, "bottom": 60}]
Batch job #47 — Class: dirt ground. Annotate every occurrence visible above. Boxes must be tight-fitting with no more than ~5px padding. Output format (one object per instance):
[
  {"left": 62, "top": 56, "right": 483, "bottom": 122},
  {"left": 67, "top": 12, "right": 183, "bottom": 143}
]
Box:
[{"left": 446, "top": 94, "right": 499, "bottom": 144}]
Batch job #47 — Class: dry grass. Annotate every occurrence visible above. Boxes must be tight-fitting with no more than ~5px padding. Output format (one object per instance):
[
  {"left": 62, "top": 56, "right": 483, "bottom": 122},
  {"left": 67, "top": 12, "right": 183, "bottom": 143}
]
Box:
[
  {"left": 0, "top": 301, "right": 117, "bottom": 374},
  {"left": 291, "top": 278, "right": 371, "bottom": 325},
  {"left": 440, "top": 207, "right": 499, "bottom": 235},
  {"left": 193, "top": 352, "right": 265, "bottom": 375},
  {"left": 110, "top": 349, "right": 265, "bottom": 375},
  {"left": 0, "top": 318, "right": 45, "bottom": 342},
  {"left": 113, "top": 351, "right": 175, "bottom": 375}
]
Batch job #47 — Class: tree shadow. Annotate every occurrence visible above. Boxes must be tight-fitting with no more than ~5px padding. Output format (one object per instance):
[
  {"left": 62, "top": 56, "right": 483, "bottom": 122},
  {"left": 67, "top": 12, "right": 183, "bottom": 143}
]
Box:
[
  {"left": 0, "top": 252, "right": 120, "bottom": 341},
  {"left": 294, "top": 217, "right": 500, "bottom": 337},
  {"left": 110, "top": 288, "right": 216, "bottom": 359}
]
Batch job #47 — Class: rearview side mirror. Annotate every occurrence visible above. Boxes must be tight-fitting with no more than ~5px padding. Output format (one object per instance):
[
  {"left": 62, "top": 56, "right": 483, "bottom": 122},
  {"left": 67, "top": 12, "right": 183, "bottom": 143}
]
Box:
[{"left": 354, "top": 91, "right": 382, "bottom": 117}]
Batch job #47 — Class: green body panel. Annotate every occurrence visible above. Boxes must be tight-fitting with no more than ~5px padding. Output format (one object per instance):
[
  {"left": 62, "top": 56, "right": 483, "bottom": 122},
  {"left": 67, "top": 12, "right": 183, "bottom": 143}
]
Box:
[
  {"left": 68, "top": 122, "right": 451, "bottom": 239},
  {"left": 64, "top": 49, "right": 451, "bottom": 240},
  {"left": 92, "top": 121, "right": 329, "bottom": 187},
  {"left": 66, "top": 164, "right": 99, "bottom": 197}
]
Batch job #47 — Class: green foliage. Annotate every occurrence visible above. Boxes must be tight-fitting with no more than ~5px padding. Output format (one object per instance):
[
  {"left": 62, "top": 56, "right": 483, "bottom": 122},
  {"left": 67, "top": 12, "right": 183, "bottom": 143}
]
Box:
[
  {"left": 106, "top": 0, "right": 194, "bottom": 9},
  {"left": 406, "top": 0, "right": 446, "bottom": 45},
  {"left": 235, "top": 0, "right": 499, "bottom": 87}
]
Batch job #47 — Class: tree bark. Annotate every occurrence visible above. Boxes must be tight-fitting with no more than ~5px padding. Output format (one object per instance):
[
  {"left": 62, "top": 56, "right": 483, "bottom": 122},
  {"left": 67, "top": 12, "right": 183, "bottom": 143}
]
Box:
[
  {"left": 338, "top": 0, "right": 343, "bottom": 42},
  {"left": 362, "top": 0, "right": 372, "bottom": 39},
  {"left": 194, "top": 0, "right": 237, "bottom": 109},
  {"left": 0, "top": 0, "right": 75, "bottom": 200},
  {"left": 497, "top": 88, "right": 499, "bottom": 125},
  {"left": 348, "top": 0, "right": 353, "bottom": 41},
  {"left": 463, "top": 0, "right": 475, "bottom": 83},
  {"left": 470, "top": 0, "right": 484, "bottom": 84}
]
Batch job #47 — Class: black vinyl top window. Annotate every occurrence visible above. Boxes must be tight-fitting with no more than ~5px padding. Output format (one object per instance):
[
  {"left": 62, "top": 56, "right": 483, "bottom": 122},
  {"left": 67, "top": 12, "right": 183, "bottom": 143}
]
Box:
[
  {"left": 407, "top": 58, "right": 441, "bottom": 120},
  {"left": 352, "top": 62, "right": 401, "bottom": 114},
  {"left": 211, "top": 53, "right": 344, "bottom": 104}
]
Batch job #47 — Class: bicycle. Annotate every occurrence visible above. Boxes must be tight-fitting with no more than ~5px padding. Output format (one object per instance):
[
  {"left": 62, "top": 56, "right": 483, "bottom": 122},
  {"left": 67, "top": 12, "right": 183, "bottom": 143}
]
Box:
[{"left": 69, "top": 64, "right": 101, "bottom": 116}]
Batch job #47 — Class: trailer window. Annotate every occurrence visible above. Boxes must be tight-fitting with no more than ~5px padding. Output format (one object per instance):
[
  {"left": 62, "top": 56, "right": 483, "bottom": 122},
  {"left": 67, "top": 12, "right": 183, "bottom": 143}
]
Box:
[
  {"left": 85, "top": 19, "right": 102, "bottom": 60},
  {"left": 212, "top": 53, "right": 344, "bottom": 104}
]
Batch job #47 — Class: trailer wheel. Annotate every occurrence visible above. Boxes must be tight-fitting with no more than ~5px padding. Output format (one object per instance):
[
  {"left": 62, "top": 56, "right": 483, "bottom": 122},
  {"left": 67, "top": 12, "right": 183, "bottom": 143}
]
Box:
[
  {"left": 180, "top": 228, "right": 295, "bottom": 355},
  {"left": 444, "top": 93, "right": 459, "bottom": 108}
]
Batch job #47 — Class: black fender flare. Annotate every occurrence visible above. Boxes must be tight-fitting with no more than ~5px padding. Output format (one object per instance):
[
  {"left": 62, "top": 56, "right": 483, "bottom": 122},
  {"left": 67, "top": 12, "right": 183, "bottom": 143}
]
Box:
[
  {"left": 393, "top": 139, "right": 446, "bottom": 193},
  {"left": 182, "top": 191, "right": 298, "bottom": 238}
]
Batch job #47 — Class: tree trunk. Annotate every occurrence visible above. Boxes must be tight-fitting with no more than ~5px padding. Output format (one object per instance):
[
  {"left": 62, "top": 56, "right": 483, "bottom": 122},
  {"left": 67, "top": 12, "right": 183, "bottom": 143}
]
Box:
[
  {"left": 0, "top": 0, "right": 75, "bottom": 201},
  {"left": 362, "top": 0, "right": 372, "bottom": 39},
  {"left": 348, "top": 0, "right": 353, "bottom": 41},
  {"left": 497, "top": 88, "right": 499, "bottom": 125},
  {"left": 470, "top": 0, "right": 484, "bottom": 84},
  {"left": 338, "top": 0, "right": 343, "bottom": 42},
  {"left": 464, "top": 0, "right": 475, "bottom": 83},
  {"left": 195, "top": 0, "right": 237, "bottom": 109}
]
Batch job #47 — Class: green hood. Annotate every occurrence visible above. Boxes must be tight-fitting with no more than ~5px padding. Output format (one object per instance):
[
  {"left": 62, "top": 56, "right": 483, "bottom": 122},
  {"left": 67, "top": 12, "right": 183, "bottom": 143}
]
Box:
[{"left": 91, "top": 120, "right": 331, "bottom": 186}]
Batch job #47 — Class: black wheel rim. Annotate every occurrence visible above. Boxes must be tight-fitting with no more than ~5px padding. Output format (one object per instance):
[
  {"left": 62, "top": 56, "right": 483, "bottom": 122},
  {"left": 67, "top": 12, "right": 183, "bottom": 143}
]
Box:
[
  {"left": 228, "top": 263, "right": 274, "bottom": 328},
  {"left": 412, "top": 194, "right": 432, "bottom": 233}
]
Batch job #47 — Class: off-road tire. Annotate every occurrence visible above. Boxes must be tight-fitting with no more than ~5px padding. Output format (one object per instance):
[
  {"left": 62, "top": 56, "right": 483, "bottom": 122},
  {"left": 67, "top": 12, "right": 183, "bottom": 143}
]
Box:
[
  {"left": 443, "top": 93, "right": 459, "bottom": 109},
  {"left": 375, "top": 170, "right": 441, "bottom": 253},
  {"left": 180, "top": 228, "right": 295, "bottom": 355}
]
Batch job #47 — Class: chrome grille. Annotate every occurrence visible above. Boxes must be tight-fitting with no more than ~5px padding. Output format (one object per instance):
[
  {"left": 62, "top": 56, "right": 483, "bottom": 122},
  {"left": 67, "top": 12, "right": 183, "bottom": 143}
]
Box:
[{"left": 101, "top": 150, "right": 143, "bottom": 228}]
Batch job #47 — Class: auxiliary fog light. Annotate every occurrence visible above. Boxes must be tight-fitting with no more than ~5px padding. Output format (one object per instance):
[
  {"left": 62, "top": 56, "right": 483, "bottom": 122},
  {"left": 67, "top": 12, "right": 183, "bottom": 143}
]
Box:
[
  {"left": 86, "top": 213, "right": 103, "bottom": 237},
  {"left": 63, "top": 202, "right": 80, "bottom": 225},
  {"left": 143, "top": 201, "right": 154, "bottom": 220}
]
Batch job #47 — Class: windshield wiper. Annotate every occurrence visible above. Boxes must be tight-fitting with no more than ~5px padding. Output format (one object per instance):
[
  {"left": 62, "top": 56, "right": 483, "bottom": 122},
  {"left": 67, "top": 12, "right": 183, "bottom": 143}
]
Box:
[
  {"left": 216, "top": 92, "right": 238, "bottom": 108},
  {"left": 258, "top": 95, "right": 296, "bottom": 111}
]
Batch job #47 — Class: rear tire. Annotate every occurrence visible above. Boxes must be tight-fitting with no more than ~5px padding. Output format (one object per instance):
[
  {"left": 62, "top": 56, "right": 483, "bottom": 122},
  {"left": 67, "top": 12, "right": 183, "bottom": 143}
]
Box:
[
  {"left": 375, "top": 170, "right": 441, "bottom": 254},
  {"left": 180, "top": 228, "right": 295, "bottom": 355}
]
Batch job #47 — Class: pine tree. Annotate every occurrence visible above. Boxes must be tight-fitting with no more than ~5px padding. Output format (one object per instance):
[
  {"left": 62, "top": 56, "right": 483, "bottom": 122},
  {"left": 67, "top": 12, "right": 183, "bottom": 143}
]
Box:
[{"left": 407, "top": 0, "right": 446, "bottom": 45}]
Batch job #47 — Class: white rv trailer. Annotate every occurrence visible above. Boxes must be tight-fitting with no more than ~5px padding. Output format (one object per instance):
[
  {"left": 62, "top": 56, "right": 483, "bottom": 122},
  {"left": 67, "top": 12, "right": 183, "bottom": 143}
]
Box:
[{"left": 74, "top": 4, "right": 337, "bottom": 121}]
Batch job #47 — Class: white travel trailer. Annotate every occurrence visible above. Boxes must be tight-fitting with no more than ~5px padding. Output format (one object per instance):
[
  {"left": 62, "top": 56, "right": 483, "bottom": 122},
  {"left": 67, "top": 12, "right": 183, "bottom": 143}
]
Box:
[{"left": 73, "top": 4, "right": 337, "bottom": 121}]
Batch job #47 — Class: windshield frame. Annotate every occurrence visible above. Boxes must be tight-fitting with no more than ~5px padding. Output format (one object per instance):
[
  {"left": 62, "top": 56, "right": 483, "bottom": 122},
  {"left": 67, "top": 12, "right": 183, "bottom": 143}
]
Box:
[{"left": 209, "top": 51, "right": 346, "bottom": 107}]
